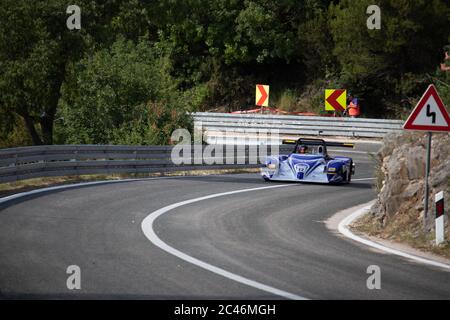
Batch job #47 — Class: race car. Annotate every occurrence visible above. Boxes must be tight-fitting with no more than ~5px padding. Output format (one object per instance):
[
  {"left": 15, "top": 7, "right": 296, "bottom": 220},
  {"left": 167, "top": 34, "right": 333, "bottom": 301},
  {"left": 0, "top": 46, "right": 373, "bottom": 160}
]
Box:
[{"left": 261, "top": 138, "right": 355, "bottom": 184}]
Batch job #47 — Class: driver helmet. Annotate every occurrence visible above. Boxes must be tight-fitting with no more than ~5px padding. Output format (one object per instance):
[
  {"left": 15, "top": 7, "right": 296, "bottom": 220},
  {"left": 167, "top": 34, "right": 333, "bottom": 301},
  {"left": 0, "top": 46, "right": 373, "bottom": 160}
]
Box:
[{"left": 298, "top": 145, "right": 308, "bottom": 154}]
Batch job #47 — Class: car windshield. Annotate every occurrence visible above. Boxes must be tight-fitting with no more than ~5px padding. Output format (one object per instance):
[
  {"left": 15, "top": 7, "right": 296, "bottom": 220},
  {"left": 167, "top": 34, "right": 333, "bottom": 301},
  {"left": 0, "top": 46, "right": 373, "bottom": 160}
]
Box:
[{"left": 295, "top": 145, "right": 323, "bottom": 155}]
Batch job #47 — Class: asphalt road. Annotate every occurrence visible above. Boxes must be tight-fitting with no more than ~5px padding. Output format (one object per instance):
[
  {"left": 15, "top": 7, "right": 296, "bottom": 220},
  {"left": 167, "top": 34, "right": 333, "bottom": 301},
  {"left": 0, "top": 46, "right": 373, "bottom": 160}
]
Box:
[{"left": 1, "top": 144, "right": 449, "bottom": 299}]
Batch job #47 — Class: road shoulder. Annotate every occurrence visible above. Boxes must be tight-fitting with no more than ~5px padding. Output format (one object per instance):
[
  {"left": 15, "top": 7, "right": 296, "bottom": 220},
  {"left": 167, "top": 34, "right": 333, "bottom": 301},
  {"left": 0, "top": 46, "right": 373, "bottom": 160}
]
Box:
[{"left": 326, "top": 201, "right": 450, "bottom": 271}]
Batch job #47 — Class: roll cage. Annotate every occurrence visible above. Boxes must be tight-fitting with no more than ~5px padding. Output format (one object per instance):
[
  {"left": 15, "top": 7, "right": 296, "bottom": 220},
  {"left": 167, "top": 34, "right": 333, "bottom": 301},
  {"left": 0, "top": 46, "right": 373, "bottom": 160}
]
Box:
[{"left": 282, "top": 138, "right": 354, "bottom": 157}]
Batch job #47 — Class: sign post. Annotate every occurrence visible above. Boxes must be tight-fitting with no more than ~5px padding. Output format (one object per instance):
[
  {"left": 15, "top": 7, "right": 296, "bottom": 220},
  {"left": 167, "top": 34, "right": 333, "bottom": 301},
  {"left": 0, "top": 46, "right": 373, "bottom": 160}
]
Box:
[
  {"left": 402, "top": 84, "right": 450, "bottom": 231},
  {"left": 435, "top": 191, "right": 445, "bottom": 245},
  {"left": 424, "top": 131, "right": 432, "bottom": 228}
]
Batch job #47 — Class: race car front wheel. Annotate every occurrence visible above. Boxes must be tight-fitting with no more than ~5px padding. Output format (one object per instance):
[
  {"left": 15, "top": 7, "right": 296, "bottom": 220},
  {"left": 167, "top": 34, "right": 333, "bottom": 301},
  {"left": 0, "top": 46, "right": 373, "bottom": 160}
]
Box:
[{"left": 346, "top": 161, "right": 353, "bottom": 183}]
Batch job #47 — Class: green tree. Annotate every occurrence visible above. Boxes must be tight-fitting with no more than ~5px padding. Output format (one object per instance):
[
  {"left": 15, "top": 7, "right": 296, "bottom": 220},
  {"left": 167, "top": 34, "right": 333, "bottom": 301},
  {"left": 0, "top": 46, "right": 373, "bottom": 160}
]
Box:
[
  {"left": 59, "top": 38, "right": 200, "bottom": 145},
  {"left": 2, "top": 0, "right": 449, "bottom": 148},
  {"left": 152, "top": 0, "right": 333, "bottom": 110},
  {"left": 329, "top": 0, "right": 449, "bottom": 117},
  {"left": 0, "top": 0, "right": 123, "bottom": 145}
]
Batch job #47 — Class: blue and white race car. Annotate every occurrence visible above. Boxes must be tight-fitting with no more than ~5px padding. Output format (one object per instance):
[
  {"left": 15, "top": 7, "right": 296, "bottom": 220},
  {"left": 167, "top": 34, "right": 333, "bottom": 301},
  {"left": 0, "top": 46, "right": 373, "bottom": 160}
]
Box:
[{"left": 261, "top": 138, "right": 355, "bottom": 184}]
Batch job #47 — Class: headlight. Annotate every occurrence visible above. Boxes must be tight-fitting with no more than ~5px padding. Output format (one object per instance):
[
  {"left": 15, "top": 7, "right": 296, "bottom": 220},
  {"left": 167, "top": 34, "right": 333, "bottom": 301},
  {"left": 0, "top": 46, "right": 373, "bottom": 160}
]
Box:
[{"left": 267, "top": 163, "right": 276, "bottom": 169}]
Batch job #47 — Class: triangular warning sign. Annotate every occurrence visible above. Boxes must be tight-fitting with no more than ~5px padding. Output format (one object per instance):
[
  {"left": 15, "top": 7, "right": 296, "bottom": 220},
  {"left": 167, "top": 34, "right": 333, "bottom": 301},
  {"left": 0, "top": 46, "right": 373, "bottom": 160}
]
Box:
[{"left": 403, "top": 84, "right": 450, "bottom": 132}]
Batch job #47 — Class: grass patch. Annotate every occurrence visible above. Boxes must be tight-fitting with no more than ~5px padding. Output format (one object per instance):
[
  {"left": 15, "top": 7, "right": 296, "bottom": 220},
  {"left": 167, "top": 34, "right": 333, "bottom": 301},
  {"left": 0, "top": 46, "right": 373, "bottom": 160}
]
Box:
[
  {"left": 352, "top": 211, "right": 450, "bottom": 259},
  {"left": 276, "top": 89, "right": 298, "bottom": 112},
  {"left": 273, "top": 86, "right": 325, "bottom": 115}
]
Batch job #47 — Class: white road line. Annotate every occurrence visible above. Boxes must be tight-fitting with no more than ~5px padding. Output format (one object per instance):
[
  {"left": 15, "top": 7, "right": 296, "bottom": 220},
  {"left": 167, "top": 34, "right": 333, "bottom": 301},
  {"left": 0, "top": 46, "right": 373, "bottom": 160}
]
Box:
[
  {"left": 141, "top": 184, "right": 308, "bottom": 300},
  {"left": 352, "top": 177, "right": 376, "bottom": 181},
  {"left": 0, "top": 180, "right": 128, "bottom": 205},
  {"left": 338, "top": 204, "right": 450, "bottom": 271},
  {"left": 0, "top": 175, "right": 216, "bottom": 205}
]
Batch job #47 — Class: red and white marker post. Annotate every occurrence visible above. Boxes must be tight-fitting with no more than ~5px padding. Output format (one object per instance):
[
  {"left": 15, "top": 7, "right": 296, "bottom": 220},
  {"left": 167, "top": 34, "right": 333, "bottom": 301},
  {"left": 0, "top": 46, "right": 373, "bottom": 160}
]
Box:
[{"left": 435, "top": 191, "right": 445, "bottom": 245}]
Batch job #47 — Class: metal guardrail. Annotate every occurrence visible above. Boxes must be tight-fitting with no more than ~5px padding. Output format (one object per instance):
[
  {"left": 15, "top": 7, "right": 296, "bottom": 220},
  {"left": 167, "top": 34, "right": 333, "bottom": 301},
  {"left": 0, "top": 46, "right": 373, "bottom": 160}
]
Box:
[
  {"left": 0, "top": 144, "right": 290, "bottom": 183},
  {"left": 193, "top": 112, "right": 403, "bottom": 140},
  {"left": 1, "top": 112, "right": 398, "bottom": 183}
]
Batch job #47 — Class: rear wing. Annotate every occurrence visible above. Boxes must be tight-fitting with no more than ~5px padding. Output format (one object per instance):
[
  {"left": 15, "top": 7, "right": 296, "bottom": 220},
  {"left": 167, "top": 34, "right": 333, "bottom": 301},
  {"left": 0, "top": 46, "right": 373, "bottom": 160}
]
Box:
[
  {"left": 324, "top": 141, "right": 355, "bottom": 148},
  {"left": 281, "top": 139, "right": 297, "bottom": 145},
  {"left": 282, "top": 138, "right": 354, "bottom": 148}
]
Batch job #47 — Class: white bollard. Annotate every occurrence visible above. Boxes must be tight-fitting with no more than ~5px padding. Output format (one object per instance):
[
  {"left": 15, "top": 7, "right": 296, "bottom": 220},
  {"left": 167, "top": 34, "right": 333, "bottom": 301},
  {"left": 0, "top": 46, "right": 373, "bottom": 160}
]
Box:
[{"left": 435, "top": 191, "right": 445, "bottom": 245}]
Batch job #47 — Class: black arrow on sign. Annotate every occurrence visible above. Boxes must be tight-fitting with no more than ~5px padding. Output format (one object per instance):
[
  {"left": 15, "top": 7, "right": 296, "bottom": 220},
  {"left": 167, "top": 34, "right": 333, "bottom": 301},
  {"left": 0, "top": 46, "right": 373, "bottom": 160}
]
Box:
[{"left": 426, "top": 104, "right": 436, "bottom": 124}]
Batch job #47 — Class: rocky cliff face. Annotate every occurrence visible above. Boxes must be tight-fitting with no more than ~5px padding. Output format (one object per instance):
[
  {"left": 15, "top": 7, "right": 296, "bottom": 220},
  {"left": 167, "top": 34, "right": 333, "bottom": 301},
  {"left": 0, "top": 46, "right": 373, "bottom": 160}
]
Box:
[{"left": 370, "top": 132, "right": 449, "bottom": 238}]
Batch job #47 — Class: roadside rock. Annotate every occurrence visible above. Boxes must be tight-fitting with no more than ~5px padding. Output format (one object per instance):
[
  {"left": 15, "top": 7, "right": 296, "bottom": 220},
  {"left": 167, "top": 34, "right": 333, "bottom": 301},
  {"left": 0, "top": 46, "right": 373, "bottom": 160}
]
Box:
[
  {"left": 406, "top": 146, "right": 425, "bottom": 179},
  {"left": 370, "top": 132, "right": 450, "bottom": 235}
]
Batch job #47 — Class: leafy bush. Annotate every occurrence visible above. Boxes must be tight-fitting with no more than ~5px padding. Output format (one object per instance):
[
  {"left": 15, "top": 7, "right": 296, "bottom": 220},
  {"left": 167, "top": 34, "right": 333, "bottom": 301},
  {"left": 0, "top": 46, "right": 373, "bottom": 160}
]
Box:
[
  {"left": 0, "top": 115, "right": 33, "bottom": 148},
  {"left": 59, "top": 37, "right": 200, "bottom": 145}
]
